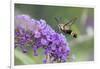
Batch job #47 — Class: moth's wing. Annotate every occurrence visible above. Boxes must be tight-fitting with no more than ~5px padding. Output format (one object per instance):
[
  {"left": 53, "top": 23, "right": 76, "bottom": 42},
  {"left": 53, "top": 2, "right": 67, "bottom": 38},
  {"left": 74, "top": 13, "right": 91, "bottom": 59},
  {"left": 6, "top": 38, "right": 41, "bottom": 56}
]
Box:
[
  {"left": 63, "top": 17, "right": 77, "bottom": 29},
  {"left": 66, "top": 17, "right": 77, "bottom": 26},
  {"left": 54, "top": 17, "right": 63, "bottom": 33},
  {"left": 53, "top": 24, "right": 62, "bottom": 33},
  {"left": 54, "top": 16, "right": 62, "bottom": 23}
]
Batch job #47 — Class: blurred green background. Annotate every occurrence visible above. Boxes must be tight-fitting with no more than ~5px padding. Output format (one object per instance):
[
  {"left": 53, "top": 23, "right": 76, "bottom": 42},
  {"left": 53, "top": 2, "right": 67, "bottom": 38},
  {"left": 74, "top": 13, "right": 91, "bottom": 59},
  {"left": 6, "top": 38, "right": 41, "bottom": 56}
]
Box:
[{"left": 14, "top": 3, "right": 94, "bottom": 65}]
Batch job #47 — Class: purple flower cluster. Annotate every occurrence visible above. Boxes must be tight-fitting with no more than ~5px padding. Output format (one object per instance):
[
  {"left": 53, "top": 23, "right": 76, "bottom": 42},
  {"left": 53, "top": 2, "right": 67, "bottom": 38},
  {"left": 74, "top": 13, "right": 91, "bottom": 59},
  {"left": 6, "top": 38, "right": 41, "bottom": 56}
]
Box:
[{"left": 15, "top": 15, "right": 70, "bottom": 63}]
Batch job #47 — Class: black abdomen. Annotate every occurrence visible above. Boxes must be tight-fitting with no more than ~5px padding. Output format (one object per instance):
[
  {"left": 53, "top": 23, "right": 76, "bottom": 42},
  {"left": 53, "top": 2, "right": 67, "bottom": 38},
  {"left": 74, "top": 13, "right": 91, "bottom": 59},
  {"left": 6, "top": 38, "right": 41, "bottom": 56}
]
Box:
[{"left": 62, "top": 30, "right": 72, "bottom": 34}]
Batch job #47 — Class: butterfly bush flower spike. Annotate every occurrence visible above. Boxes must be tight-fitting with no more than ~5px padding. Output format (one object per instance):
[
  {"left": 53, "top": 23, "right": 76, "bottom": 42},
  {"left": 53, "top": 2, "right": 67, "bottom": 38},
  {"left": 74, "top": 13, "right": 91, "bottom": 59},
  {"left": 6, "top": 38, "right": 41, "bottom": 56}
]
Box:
[{"left": 15, "top": 14, "right": 70, "bottom": 63}]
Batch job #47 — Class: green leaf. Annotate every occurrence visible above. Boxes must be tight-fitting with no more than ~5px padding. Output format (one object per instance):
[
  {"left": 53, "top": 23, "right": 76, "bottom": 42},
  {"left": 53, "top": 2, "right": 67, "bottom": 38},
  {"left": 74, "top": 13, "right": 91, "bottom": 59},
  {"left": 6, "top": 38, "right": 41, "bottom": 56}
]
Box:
[{"left": 15, "top": 49, "right": 34, "bottom": 64}]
